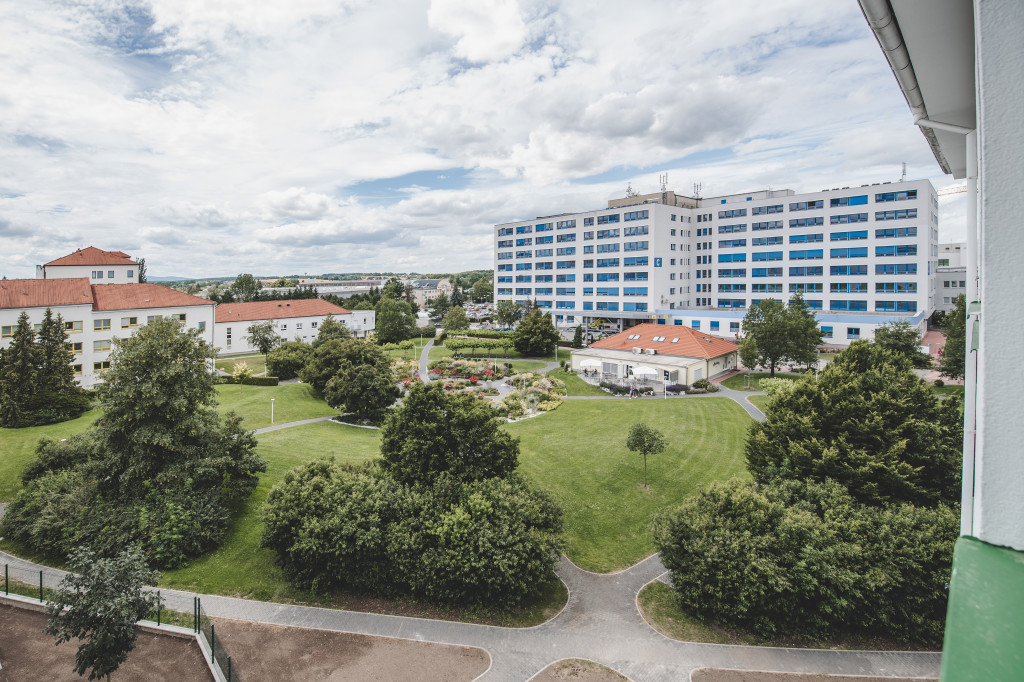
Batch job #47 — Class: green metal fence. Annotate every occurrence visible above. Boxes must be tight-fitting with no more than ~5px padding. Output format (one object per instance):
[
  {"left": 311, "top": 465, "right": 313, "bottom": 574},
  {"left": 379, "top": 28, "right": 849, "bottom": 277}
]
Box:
[{"left": 196, "top": 596, "right": 239, "bottom": 682}]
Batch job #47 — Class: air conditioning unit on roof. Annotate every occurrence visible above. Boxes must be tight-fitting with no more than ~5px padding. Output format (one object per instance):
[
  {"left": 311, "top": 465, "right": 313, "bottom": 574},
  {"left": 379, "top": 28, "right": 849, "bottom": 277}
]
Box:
[
  {"left": 632, "top": 347, "right": 642, "bottom": 354},
  {"left": 645, "top": 348, "right": 656, "bottom": 355}
]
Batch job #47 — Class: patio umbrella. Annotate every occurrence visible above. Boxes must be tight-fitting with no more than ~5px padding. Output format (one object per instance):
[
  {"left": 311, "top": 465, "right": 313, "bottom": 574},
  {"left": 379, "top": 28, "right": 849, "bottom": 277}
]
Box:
[
  {"left": 578, "top": 358, "right": 603, "bottom": 369},
  {"left": 632, "top": 365, "right": 658, "bottom": 378}
]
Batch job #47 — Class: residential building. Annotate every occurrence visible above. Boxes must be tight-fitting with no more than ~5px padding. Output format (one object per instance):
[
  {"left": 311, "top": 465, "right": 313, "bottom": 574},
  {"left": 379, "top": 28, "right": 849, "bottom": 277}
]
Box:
[
  {"left": 410, "top": 278, "right": 454, "bottom": 307},
  {"left": 36, "top": 246, "right": 139, "bottom": 282},
  {"left": 494, "top": 179, "right": 937, "bottom": 346},
  {"left": 858, "top": 2, "right": 1022, "bottom": 680},
  {"left": 0, "top": 278, "right": 214, "bottom": 389},
  {"left": 213, "top": 299, "right": 374, "bottom": 354},
  {"left": 570, "top": 323, "right": 738, "bottom": 385},
  {"left": 935, "top": 242, "right": 967, "bottom": 314}
]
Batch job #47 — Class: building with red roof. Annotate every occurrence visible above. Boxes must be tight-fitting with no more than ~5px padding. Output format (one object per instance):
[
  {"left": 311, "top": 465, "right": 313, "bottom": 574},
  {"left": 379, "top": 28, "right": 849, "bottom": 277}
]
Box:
[
  {"left": 571, "top": 323, "right": 738, "bottom": 386},
  {"left": 214, "top": 299, "right": 374, "bottom": 353},
  {"left": 37, "top": 247, "right": 140, "bottom": 283}
]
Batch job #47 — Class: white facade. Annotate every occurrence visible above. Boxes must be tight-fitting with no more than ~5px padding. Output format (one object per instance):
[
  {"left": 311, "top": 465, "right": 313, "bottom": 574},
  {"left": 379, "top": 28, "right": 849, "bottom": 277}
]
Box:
[
  {"left": 214, "top": 301, "right": 375, "bottom": 355},
  {"left": 494, "top": 179, "right": 937, "bottom": 346},
  {"left": 38, "top": 262, "right": 138, "bottom": 283}
]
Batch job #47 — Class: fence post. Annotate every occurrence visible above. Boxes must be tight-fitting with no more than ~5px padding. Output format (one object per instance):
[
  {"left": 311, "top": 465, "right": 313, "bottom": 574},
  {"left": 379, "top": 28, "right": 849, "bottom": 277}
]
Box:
[
  {"left": 193, "top": 597, "right": 198, "bottom": 633},
  {"left": 210, "top": 624, "right": 216, "bottom": 665},
  {"left": 227, "top": 656, "right": 232, "bottom": 682},
  {"left": 39, "top": 570, "right": 43, "bottom": 602},
  {"left": 157, "top": 591, "right": 161, "bottom": 626},
  {"left": 4, "top": 564, "right": 7, "bottom": 596}
]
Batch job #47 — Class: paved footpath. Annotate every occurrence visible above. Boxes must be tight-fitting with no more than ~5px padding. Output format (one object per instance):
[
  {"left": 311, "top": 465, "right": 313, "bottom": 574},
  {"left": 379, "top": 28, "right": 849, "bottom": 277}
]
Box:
[{"left": 0, "top": 547, "right": 940, "bottom": 681}]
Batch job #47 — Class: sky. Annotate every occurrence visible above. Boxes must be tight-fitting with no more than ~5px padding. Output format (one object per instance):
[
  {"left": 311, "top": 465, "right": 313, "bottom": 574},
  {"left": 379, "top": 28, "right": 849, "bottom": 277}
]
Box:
[{"left": 0, "top": 0, "right": 967, "bottom": 279}]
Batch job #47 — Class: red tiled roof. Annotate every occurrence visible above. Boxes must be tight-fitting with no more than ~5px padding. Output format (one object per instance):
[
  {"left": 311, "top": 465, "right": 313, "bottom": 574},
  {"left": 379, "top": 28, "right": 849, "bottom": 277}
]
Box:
[
  {"left": 0, "top": 278, "right": 93, "bottom": 309},
  {"left": 45, "top": 247, "right": 138, "bottom": 267},
  {"left": 90, "top": 284, "right": 213, "bottom": 311},
  {"left": 588, "top": 323, "right": 737, "bottom": 359},
  {"left": 215, "top": 299, "right": 352, "bottom": 323}
]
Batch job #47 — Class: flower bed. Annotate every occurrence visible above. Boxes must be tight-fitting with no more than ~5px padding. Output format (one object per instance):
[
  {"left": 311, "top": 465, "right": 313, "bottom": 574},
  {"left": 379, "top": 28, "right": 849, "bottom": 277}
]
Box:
[
  {"left": 501, "top": 373, "right": 567, "bottom": 419},
  {"left": 428, "top": 358, "right": 511, "bottom": 379}
]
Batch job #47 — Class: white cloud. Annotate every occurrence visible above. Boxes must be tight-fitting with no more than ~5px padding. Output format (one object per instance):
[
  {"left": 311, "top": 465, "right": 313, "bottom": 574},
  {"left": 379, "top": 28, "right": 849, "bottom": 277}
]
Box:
[{"left": 428, "top": 0, "right": 526, "bottom": 63}]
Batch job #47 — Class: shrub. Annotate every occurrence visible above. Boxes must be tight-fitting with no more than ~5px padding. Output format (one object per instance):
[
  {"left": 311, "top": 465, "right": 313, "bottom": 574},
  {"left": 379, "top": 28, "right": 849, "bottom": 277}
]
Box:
[
  {"left": 934, "top": 379, "right": 945, "bottom": 387},
  {"left": 759, "top": 377, "right": 798, "bottom": 399},
  {"left": 267, "top": 341, "right": 312, "bottom": 380},
  {"left": 665, "top": 384, "right": 687, "bottom": 394},
  {"left": 692, "top": 378, "right": 711, "bottom": 390}
]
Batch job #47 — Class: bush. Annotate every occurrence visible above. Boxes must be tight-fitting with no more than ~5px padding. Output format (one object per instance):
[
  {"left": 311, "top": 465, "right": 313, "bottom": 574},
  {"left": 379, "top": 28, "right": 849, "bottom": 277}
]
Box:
[
  {"left": 267, "top": 341, "right": 312, "bottom": 380},
  {"left": 758, "top": 377, "right": 797, "bottom": 399},
  {"left": 653, "top": 478, "right": 956, "bottom": 644},
  {"left": 691, "top": 378, "right": 711, "bottom": 390},
  {"left": 934, "top": 379, "right": 945, "bottom": 387},
  {"left": 665, "top": 384, "right": 687, "bottom": 394}
]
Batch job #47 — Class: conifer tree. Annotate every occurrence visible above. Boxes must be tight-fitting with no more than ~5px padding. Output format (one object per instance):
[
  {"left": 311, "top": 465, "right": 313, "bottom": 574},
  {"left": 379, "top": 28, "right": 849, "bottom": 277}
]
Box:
[
  {"left": 37, "top": 308, "right": 77, "bottom": 397},
  {"left": 0, "top": 312, "right": 40, "bottom": 426}
]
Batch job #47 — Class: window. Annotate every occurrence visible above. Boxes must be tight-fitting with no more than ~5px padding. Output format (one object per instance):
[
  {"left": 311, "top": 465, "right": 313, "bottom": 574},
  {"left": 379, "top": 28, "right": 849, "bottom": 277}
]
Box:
[
  {"left": 718, "top": 208, "right": 747, "bottom": 218},
  {"left": 710, "top": 321, "right": 720, "bottom": 331},
  {"left": 497, "top": 227, "right": 514, "bottom": 236},
  {"left": 876, "top": 282, "right": 918, "bottom": 293},
  {"left": 516, "top": 250, "right": 532, "bottom": 259},
  {"left": 497, "top": 240, "right": 513, "bottom": 248},
  {"left": 557, "top": 219, "right": 576, "bottom": 229},
  {"left": 790, "top": 200, "right": 823, "bottom": 211},
  {"left": 717, "top": 299, "right": 746, "bottom": 309},
  {"left": 280, "top": 323, "right": 288, "bottom": 331},
  {"left": 831, "top": 282, "right": 868, "bottom": 293},
  {"left": 121, "top": 316, "right": 138, "bottom": 329},
  {"left": 830, "top": 265, "right": 868, "bottom": 276},
  {"left": 556, "top": 260, "right": 576, "bottom": 269},
  {"left": 718, "top": 268, "right": 747, "bottom": 278},
  {"left": 596, "top": 229, "right": 619, "bottom": 239},
  {"left": 821, "top": 326, "right": 833, "bottom": 338},
  {"left": 535, "top": 262, "right": 553, "bottom": 270},
  {"left": 876, "top": 263, "right": 918, "bottom": 275},
  {"left": 73, "top": 364, "right": 83, "bottom": 376},
  {"left": 515, "top": 288, "right": 532, "bottom": 296},
  {"left": 623, "top": 240, "right": 648, "bottom": 251},
  {"left": 752, "top": 267, "right": 783, "bottom": 277},
  {"left": 91, "top": 270, "right": 104, "bottom": 279},
  {"left": 718, "top": 239, "right": 747, "bottom": 248},
  {"left": 938, "top": 258, "right": 950, "bottom": 266},
  {"left": 516, "top": 225, "right": 533, "bottom": 234},
  {"left": 536, "top": 222, "right": 553, "bottom": 232},
  {"left": 875, "top": 301, "right": 918, "bottom": 312},
  {"left": 596, "top": 243, "right": 619, "bottom": 253},
  {"left": 875, "top": 190, "right": 917, "bottom": 202},
  {"left": 624, "top": 210, "right": 648, "bottom": 221},
  {"left": 830, "top": 213, "right": 869, "bottom": 224},
  {"left": 830, "top": 195, "right": 868, "bottom": 206},
  {"left": 875, "top": 209, "right": 918, "bottom": 221},
  {"left": 536, "top": 235, "right": 553, "bottom": 244},
  {"left": 94, "top": 319, "right": 111, "bottom": 331},
  {"left": 536, "top": 249, "right": 553, "bottom": 257},
  {"left": 597, "top": 214, "right": 620, "bottom": 224},
  {"left": 876, "top": 227, "right": 918, "bottom": 238},
  {"left": 516, "top": 263, "right": 532, "bottom": 270},
  {"left": 535, "top": 274, "right": 553, "bottom": 282},
  {"left": 70, "top": 341, "right": 83, "bottom": 354},
  {"left": 498, "top": 252, "right": 513, "bottom": 260},
  {"left": 557, "top": 233, "right": 576, "bottom": 243},
  {"left": 753, "top": 236, "right": 784, "bottom": 246},
  {"left": 108, "top": 270, "right": 114, "bottom": 278},
  {"left": 752, "top": 251, "right": 783, "bottom": 262},
  {"left": 830, "top": 247, "right": 868, "bottom": 259},
  {"left": 93, "top": 339, "right": 112, "bottom": 352},
  {"left": 830, "top": 300, "right": 868, "bottom": 312},
  {"left": 876, "top": 245, "right": 918, "bottom": 257},
  {"left": 752, "top": 204, "right": 784, "bottom": 215},
  {"left": 691, "top": 321, "right": 701, "bottom": 329},
  {"left": 198, "top": 321, "right": 206, "bottom": 332},
  {"left": 847, "top": 327, "right": 861, "bottom": 339},
  {"left": 718, "top": 283, "right": 747, "bottom": 292},
  {"left": 93, "top": 361, "right": 111, "bottom": 371},
  {"left": 718, "top": 224, "right": 746, "bottom": 234},
  {"left": 789, "top": 249, "right": 823, "bottom": 260},
  {"left": 64, "top": 320, "right": 83, "bottom": 333},
  {"left": 718, "top": 253, "right": 747, "bottom": 263},
  {"left": 595, "top": 301, "right": 618, "bottom": 311},
  {"left": 172, "top": 313, "right": 185, "bottom": 322},
  {"left": 127, "top": 270, "right": 134, "bottom": 279},
  {"left": 751, "top": 283, "right": 782, "bottom": 293},
  {"left": 3, "top": 325, "right": 16, "bottom": 338},
  {"left": 830, "top": 230, "right": 868, "bottom": 241},
  {"left": 752, "top": 221, "right": 783, "bottom": 231},
  {"left": 790, "top": 283, "right": 823, "bottom": 293}
]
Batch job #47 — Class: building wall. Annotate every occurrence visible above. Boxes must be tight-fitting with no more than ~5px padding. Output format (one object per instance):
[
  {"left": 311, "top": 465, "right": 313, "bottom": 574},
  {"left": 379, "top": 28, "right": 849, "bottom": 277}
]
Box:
[
  {"left": 215, "top": 310, "right": 376, "bottom": 354},
  {"left": 495, "top": 179, "right": 937, "bottom": 344},
  {"left": 570, "top": 350, "right": 737, "bottom": 384},
  {"left": 0, "top": 302, "right": 214, "bottom": 389},
  {"left": 935, "top": 267, "right": 968, "bottom": 313},
  {"left": 41, "top": 263, "right": 137, "bottom": 282}
]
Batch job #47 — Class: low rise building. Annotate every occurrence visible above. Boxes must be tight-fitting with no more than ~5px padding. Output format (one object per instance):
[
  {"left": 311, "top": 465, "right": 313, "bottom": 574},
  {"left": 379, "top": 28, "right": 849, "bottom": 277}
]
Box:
[
  {"left": 570, "top": 323, "right": 738, "bottom": 385},
  {"left": 410, "top": 278, "right": 453, "bottom": 307},
  {"left": 36, "top": 246, "right": 139, "bottom": 283},
  {"left": 213, "top": 299, "right": 374, "bottom": 354}
]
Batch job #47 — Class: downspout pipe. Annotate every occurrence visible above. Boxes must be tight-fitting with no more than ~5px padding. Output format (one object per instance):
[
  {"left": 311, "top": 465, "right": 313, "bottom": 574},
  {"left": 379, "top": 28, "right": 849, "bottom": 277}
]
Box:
[{"left": 961, "top": 131, "right": 979, "bottom": 537}]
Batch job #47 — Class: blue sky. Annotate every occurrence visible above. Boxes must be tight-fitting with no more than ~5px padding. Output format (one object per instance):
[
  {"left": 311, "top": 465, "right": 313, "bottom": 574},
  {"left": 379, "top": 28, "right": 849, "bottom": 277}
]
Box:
[{"left": 0, "top": 0, "right": 965, "bottom": 278}]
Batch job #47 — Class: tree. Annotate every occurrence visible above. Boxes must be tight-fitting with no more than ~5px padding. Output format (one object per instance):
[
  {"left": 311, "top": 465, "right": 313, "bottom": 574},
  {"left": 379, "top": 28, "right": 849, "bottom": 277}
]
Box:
[
  {"left": 246, "top": 319, "right": 281, "bottom": 359},
  {"left": 442, "top": 305, "right": 470, "bottom": 332},
  {"left": 380, "top": 382, "right": 519, "bottom": 484},
  {"left": 512, "top": 306, "right": 559, "bottom": 357},
  {"left": 738, "top": 334, "right": 759, "bottom": 371},
  {"left": 267, "top": 341, "right": 313, "bottom": 380},
  {"left": 381, "top": 277, "right": 406, "bottom": 302},
  {"left": 449, "top": 286, "right": 465, "bottom": 308},
  {"left": 625, "top": 422, "right": 667, "bottom": 488},
  {"left": 229, "top": 273, "right": 263, "bottom": 302},
  {"left": 319, "top": 339, "right": 400, "bottom": 419},
  {"left": 572, "top": 325, "right": 584, "bottom": 349},
  {"left": 0, "top": 312, "right": 39, "bottom": 427},
  {"left": 471, "top": 278, "right": 493, "bottom": 303},
  {"left": 374, "top": 297, "right": 417, "bottom": 343},
  {"left": 493, "top": 300, "right": 521, "bottom": 328},
  {"left": 874, "top": 320, "right": 932, "bottom": 368},
  {"left": 741, "top": 295, "right": 822, "bottom": 376},
  {"left": 46, "top": 546, "right": 161, "bottom": 681},
  {"left": 428, "top": 292, "right": 450, "bottom": 325},
  {"left": 312, "top": 314, "right": 352, "bottom": 348},
  {"left": 938, "top": 293, "right": 966, "bottom": 380},
  {"left": 136, "top": 258, "right": 147, "bottom": 284},
  {"left": 746, "top": 341, "right": 962, "bottom": 507}
]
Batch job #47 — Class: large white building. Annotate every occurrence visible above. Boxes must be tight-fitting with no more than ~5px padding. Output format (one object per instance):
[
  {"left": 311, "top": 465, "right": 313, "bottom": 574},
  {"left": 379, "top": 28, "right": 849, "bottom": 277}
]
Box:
[
  {"left": 36, "top": 246, "right": 140, "bottom": 282},
  {"left": 494, "top": 179, "right": 938, "bottom": 345},
  {"left": 0, "top": 277, "right": 214, "bottom": 389},
  {"left": 214, "top": 299, "right": 375, "bottom": 354},
  {"left": 935, "top": 241, "right": 968, "bottom": 314}
]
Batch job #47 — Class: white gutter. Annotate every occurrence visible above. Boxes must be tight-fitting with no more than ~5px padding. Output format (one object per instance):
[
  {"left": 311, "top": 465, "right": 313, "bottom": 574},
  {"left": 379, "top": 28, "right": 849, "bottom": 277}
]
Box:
[{"left": 961, "top": 131, "right": 980, "bottom": 537}]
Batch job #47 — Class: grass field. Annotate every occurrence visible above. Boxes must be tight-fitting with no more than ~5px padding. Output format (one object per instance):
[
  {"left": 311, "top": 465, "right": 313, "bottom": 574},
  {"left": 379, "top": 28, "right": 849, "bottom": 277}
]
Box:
[
  {"left": 510, "top": 397, "right": 752, "bottom": 572},
  {"left": 747, "top": 394, "right": 770, "bottom": 413},
  {"left": 932, "top": 383, "right": 965, "bottom": 398},
  {"left": 720, "top": 371, "right": 809, "bottom": 391},
  {"left": 216, "top": 355, "right": 267, "bottom": 376},
  {"left": 214, "top": 383, "right": 337, "bottom": 430},
  {"left": 546, "top": 370, "right": 608, "bottom": 397},
  {"left": 0, "top": 409, "right": 102, "bottom": 501}
]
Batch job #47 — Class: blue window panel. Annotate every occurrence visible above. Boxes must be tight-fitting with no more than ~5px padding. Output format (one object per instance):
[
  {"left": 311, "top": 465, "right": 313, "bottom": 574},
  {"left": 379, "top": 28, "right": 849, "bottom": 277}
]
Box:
[
  {"left": 789, "top": 249, "right": 823, "bottom": 260},
  {"left": 710, "top": 321, "right": 720, "bottom": 331},
  {"left": 752, "top": 251, "right": 783, "bottom": 261},
  {"left": 595, "top": 301, "right": 619, "bottom": 311},
  {"left": 622, "top": 302, "right": 648, "bottom": 311},
  {"left": 830, "top": 247, "right": 868, "bottom": 259},
  {"left": 623, "top": 257, "right": 648, "bottom": 266},
  {"left": 830, "top": 195, "right": 868, "bottom": 206},
  {"left": 752, "top": 267, "right": 783, "bottom": 277},
  {"left": 582, "top": 301, "right": 593, "bottom": 310},
  {"left": 830, "top": 213, "right": 869, "bottom": 224},
  {"left": 596, "top": 287, "right": 619, "bottom": 296},
  {"left": 830, "top": 230, "right": 869, "bottom": 241},
  {"left": 718, "top": 253, "right": 748, "bottom": 263},
  {"left": 804, "top": 299, "right": 823, "bottom": 310},
  {"left": 820, "top": 325, "right": 833, "bottom": 338}
]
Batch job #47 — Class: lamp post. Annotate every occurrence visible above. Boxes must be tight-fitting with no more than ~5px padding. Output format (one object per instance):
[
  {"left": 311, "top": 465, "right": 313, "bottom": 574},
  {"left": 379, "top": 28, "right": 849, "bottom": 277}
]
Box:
[{"left": 270, "top": 398, "right": 275, "bottom": 425}]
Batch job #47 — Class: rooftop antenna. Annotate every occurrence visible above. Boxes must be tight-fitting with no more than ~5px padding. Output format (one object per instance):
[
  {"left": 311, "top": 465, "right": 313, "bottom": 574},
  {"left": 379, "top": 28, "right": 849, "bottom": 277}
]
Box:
[
  {"left": 659, "top": 173, "right": 669, "bottom": 191},
  {"left": 693, "top": 182, "right": 702, "bottom": 199},
  {"left": 901, "top": 162, "right": 907, "bottom": 182},
  {"left": 626, "top": 182, "right": 638, "bottom": 198}
]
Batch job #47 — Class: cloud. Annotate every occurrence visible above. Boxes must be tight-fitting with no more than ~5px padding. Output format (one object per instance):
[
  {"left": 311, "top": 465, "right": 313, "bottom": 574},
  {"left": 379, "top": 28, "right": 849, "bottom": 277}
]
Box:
[
  {"left": 257, "top": 188, "right": 335, "bottom": 222},
  {"left": 428, "top": 0, "right": 526, "bottom": 62}
]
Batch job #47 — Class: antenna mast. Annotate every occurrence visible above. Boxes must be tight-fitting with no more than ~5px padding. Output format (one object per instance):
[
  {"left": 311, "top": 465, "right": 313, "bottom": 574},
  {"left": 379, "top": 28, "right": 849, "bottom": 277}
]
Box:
[
  {"left": 693, "top": 182, "right": 702, "bottom": 199},
  {"left": 901, "top": 162, "right": 907, "bottom": 182},
  {"left": 659, "top": 173, "right": 668, "bottom": 191}
]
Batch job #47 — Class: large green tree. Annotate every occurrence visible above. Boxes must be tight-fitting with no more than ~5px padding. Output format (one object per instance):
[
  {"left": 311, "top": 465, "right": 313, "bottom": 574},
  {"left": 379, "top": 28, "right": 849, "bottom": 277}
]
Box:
[
  {"left": 312, "top": 313, "right": 351, "bottom": 348},
  {"left": 374, "top": 297, "right": 417, "bottom": 343},
  {"left": 428, "top": 292, "right": 451, "bottom": 325},
  {"left": 442, "top": 305, "right": 470, "bottom": 332},
  {"left": 746, "top": 341, "right": 962, "bottom": 507},
  {"left": 471, "top": 278, "right": 493, "bottom": 303},
  {"left": 229, "top": 273, "right": 263, "bottom": 302},
  {"left": 938, "top": 293, "right": 967, "bottom": 380},
  {"left": 246, "top": 319, "right": 281, "bottom": 358},
  {"left": 46, "top": 546, "right": 161, "bottom": 681},
  {"left": 380, "top": 382, "right": 519, "bottom": 484},
  {"left": 266, "top": 341, "right": 312, "bottom": 380},
  {"left": 449, "top": 287, "right": 465, "bottom": 308},
  {"left": 0, "top": 312, "right": 40, "bottom": 427},
  {"left": 493, "top": 300, "right": 521, "bottom": 328},
  {"left": 874, "top": 320, "right": 932, "bottom": 368},
  {"left": 512, "top": 306, "right": 559, "bottom": 357},
  {"left": 740, "top": 295, "right": 823, "bottom": 376},
  {"left": 320, "top": 339, "right": 400, "bottom": 419}
]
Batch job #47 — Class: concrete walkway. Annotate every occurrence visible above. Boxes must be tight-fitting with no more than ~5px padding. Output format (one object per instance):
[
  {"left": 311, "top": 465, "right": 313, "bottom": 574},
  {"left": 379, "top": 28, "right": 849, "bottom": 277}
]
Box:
[
  {"left": 419, "top": 337, "right": 435, "bottom": 382},
  {"left": 252, "top": 415, "right": 340, "bottom": 434},
  {"left": 0, "top": 548, "right": 940, "bottom": 681}
]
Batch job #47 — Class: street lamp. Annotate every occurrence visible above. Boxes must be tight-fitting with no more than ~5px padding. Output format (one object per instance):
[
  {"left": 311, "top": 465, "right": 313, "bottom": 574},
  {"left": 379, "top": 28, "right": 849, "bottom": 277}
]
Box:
[{"left": 270, "top": 398, "right": 275, "bottom": 425}]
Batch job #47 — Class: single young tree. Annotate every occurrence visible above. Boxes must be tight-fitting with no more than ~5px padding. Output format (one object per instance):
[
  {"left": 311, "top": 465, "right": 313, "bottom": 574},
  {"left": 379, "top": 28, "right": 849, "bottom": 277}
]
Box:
[
  {"left": 938, "top": 293, "right": 966, "bottom": 380},
  {"left": 493, "top": 300, "right": 521, "bottom": 328},
  {"left": 374, "top": 297, "right": 417, "bottom": 343},
  {"left": 449, "top": 287, "right": 465, "bottom": 308},
  {"left": 738, "top": 334, "right": 759, "bottom": 372},
  {"left": 312, "top": 314, "right": 351, "bottom": 348},
  {"left": 572, "top": 325, "right": 584, "bottom": 349},
  {"left": 625, "top": 422, "right": 667, "bottom": 489},
  {"left": 874, "top": 320, "right": 932, "bottom": 368},
  {"left": 37, "top": 308, "right": 75, "bottom": 395},
  {"left": 136, "top": 258, "right": 147, "bottom": 284},
  {"left": 442, "top": 305, "right": 470, "bottom": 332},
  {"left": 784, "top": 294, "right": 823, "bottom": 369},
  {"left": 513, "top": 306, "right": 559, "bottom": 357},
  {"left": 229, "top": 273, "right": 263, "bottom": 302},
  {"left": 380, "top": 382, "right": 519, "bottom": 484},
  {"left": 428, "top": 292, "right": 451, "bottom": 325},
  {"left": 0, "top": 312, "right": 40, "bottom": 426},
  {"left": 45, "top": 546, "right": 161, "bottom": 681},
  {"left": 246, "top": 319, "right": 282, "bottom": 359},
  {"left": 741, "top": 295, "right": 822, "bottom": 376},
  {"left": 471, "top": 278, "right": 493, "bottom": 303}
]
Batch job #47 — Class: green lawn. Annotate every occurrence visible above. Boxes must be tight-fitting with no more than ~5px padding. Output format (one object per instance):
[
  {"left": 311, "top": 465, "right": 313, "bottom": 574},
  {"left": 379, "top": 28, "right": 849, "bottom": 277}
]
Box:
[
  {"left": 932, "top": 383, "right": 965, "bottom": 398},
  {"left": 546, "top": 370, "right": 608, "bottom": 397},
  {"left": 216, "top": 354, "right": 267, "bottom": 375},
  {"left": 747, "top": 394, "right": 770, "bottom": 413},
  {"left": 0, "top": 409, "right": 102, "bottom": 501},
  {"left": 160, "top": 421, "right": 382, "bottom": 600},
  {"left": 720, "top": 371, "right": 809, "bottom": 391},
  {"left": 510, "top": 397, "right": 752, "bottom": 572},
  {"left": 214, "top": 383, "right": 337, "bottom": 430}
]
